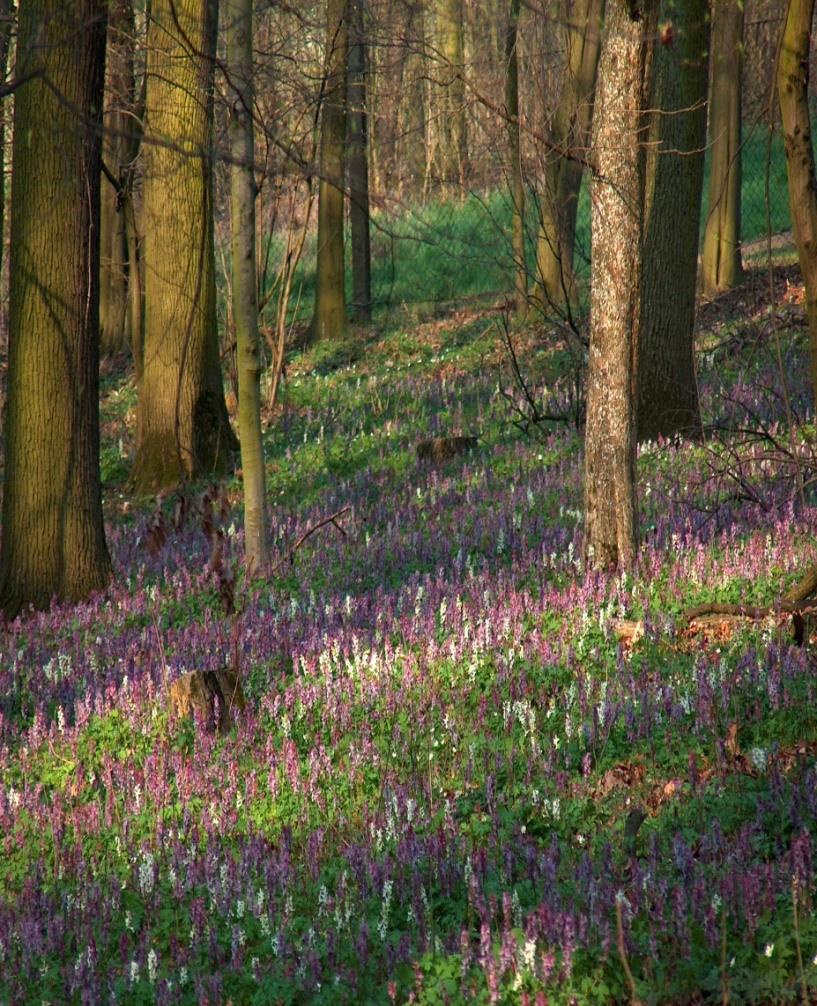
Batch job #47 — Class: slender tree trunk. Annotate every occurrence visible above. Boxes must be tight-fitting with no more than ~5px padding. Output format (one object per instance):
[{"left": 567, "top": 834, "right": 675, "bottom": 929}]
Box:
[
  {"left": 584, "top": 0, "right": 655, "bottom": 571},
  {"left": 226, "top": 0, "right": 268, "bottom": 570},
  {"left": 348, "top": 0, "right": 372, "bottom": 323},
  {"left": 535, "top": 0, "right": 604, "bottom": 308},
  {"left": 505, "top": 0, "right": 527, "bottom": 313},
  {"left": 436, "top": 0, "right": 467, "bottom": 190},
  {"left": 637, "top": 0, "right": 709, "bottom": 441},
  {"left": 311, "top": 0, "right": 348, "bottom": 343},
  {"left": 0, "top": 0, "right": 112, "bottom": 619},
  {"left": 701, "top": 0, "right": 744, "bottom": 296},
  {"left": 778, "top": 0, "right": 817, "bottom": 408},
  {"left": 133, "top": 0, "right": 237, "bottom": 493},
  {"left": 100, "top": 0, "right": 137, "bottom": 357}
]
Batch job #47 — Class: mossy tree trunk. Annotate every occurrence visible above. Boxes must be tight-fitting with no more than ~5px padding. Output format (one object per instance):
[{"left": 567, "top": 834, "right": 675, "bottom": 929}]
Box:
[
  {"left": 0, "top": 0, "right": 14, "bottom": 283},
  {"left": 348, "top": 0, "right": 372, "bottom": 324},
  {"left": 701, "top": 0, "right": 744, "bottom": 296},
  {"left": 534, "top": 0, "right": 604, "bottom": 309},
  {"left": 226, "top": 0, "right": 268, "bottom": 570},
  {"left": 100, "top": 0, "right": 139, "bottom": 357},
  {"left": 133, "top": 0, "right": 237, "bottom": 493},
  {"left": 505, "top": 0, "right": 527, "bottom": 313},
  {"left": 778, "top": 0, "right": 817, "bottom": 408},
  {"left": 0, "top": 0, "right": 112, "bottom": 619},
  {"left": 637, "top": 0, "right": 709, "bottom": 441},
  {"left": 436, "top": 0, "right": 467, "bottom": 190},
  {"left": 584, "top": 0, "right": 656, "bottom": 570},
  {"left": 311, "top": 0, "right": 348, "bottom": 343}
]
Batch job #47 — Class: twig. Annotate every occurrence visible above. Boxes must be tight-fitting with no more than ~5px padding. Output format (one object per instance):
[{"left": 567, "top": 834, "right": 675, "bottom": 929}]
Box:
[
  {"left": 270, "top": 506, "right": 351, "bottom": 575},
  {"left": 615, "top": 896, "right": 643, "bottom": 1006}
]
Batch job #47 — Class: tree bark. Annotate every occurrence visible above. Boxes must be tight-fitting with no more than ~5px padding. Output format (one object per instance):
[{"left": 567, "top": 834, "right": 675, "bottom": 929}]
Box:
[
  {"left": 637, "top": 0, "right": 709, "bottom": 441},
  {"left": 133, "top": 0, "right": 237, "bottom": 493},
  {"left": 505, "top": 0, "right": 527, "bottom": 313},
  {"left": 435, "top": 0, "right": 467, "bottom": 190},
  {"left": 100, "top": 0, "right": 138, "bottom": 357},
  {"left": 701, "top": 0, "right": 744, "bottom": 296},
  {"left": 311, "top": 0, "right": 348, "bottom": 343},
  {"left": 584, "top": 0, "right": 655, "bottom": 570},
  {"left": 778, "top": 0, "right": 817, "bottom": 410},
  {"left": 0, "top": 0, "right": 112, "bottom": 619},
  {"left": 226, "top": 0, "right": 268, "bottom": 571},
  {"left": 534, "top": 0, "right": 604, "bottom": 309},
  {"left": 0, "top": 0, "right": 13, "bottom": 284},
  {"left": 348, "top": 0, "right": 372, "bottom": 324}
]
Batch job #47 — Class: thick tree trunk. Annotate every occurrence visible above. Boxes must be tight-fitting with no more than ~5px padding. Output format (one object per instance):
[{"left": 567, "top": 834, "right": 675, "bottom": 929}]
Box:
[
  {"left": 701, "top": 0, "right": 744, "bottom": 296},
  {"left": 778, "top": 0, "right": 817, "bottom": 409},
  {"left": 436, "top": 0, "right": 468, "bottom": 190},
  {"left": 348, "top": 0, "right": 372, "bottom": 324},
  {"left": 0, "top": 0, "right": 112, "bottom": 619},
  {"left": 505, "top": 0, "right": 527, "bottom": 313},
  {"left": 584, "top": 0, "right": 655, "bottom": 571},
  {"left": 311, "top": 0, "right": 348, "bottom": 343},
  {"left": 133, "top": 0, "right": 237, "bottom": 493},
  {"left": 637, "top": 0, "right": 709, "bottom": 441},
  {"left": 100, "top": 0, "right": 138, "bottom": 357},
  {"left": 0, "top": 0, "right": 13, "bottom": 283},
  {"left": 534, "top": 0, "right": 604, "bottom": 309},
  {"left": 226, "top": 0, "right": 268, "bottom": 571}
]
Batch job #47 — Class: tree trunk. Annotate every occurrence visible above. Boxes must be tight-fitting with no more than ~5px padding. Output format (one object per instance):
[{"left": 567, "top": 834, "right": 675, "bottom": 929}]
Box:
[
  {"left": 584, "top": 0, "right": 655, "bottom": 571},
  {"left": 779, "top": 0, "right": 817, "bottom": 408},
  {"left": 100, "top": 0, "right": 138, "bottom": 357},
  {"left": 534, "top": 0, "right": 604, "bottom": 309},
  {"left": 133, "top": 0, "right": 237, "bottom": 493},
  {"left": 226, "top": 0, "right": 268, "bottom": 571},
  {"left": 311, "top": 0, "right": 348, "bottom": 343},
  {"left": 0, "top": 0, "right": 13, "bottom": 283},
  {"left": 701, "top": 0, "right": 744, "bottom": 296},
  {"left": 0, "top": 0, "right": 112, "bottom": 619},
  {"left": 637, "top": 0, "right": 709, "bottom": 441},
  {"left": 436, "top": 0, "right": 467, "bottom": 190},
  {"left": 505, "top": 0, "right": 527, "bottom": 313},
  {"left": 348, "top": 0, "right": 372, "bottom": 324}
]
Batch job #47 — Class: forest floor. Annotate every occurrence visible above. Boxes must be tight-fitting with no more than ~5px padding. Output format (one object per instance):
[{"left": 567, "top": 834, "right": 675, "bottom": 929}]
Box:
[{"left": 2, "top": 260, "right": 817, "bottom": 1004}]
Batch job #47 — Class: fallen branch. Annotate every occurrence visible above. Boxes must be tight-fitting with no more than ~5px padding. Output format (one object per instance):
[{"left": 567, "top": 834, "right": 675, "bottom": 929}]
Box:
[{"left": 270, "top": 506, "right": 351, "bottom": 575}]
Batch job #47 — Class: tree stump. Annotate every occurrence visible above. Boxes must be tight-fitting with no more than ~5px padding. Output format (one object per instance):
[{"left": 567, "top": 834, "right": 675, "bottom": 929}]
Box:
[{"left": 167, "top": 666, "right": 246, "bottom": 733}]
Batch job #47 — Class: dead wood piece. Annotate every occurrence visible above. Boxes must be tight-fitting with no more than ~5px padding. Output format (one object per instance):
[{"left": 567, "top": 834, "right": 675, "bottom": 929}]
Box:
[
  {"left": 416, "top": 436, "right": 479, "bottom": 463},
  {"left": 168, "top": 666, "right": 246, "bottom": 733}
]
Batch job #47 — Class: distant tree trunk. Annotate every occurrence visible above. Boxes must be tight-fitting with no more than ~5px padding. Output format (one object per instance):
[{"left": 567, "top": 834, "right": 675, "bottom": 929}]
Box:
[
  {"left": 637, "top": 0, "right": 709, "bottom": 441},
  {"left": 505, "top": 0, "right": 527, "bottom": 313},
  {"left": 311, "top": 0, "right": 348, "bottom": 343},
  {"left": 348, "top": 0, "right": 372, "bottom": 323},
  {"left": 133, "top": 0, "right": 237, "bottom": 493},
  {"left": 584, "top": 0, "right": 655, "bottom": 570},
  {"left": 534, "top": 0, "right": 604, "bottom": 308},
  {"left": 0, "top": 0, "right": 112, "bottom": 619},
  {"left": 226, "top": 0, "right": 268, "bottom": 571},
  {"left": 436, "top": 0, "right": 467, "bottom": 190},
  {"left": 701, "top": 0, "right": 744, "bottom": 296},
  {"left": 778, "top": 0, "right": 817, "bottom": 408},
  {"left": 100, "top": 0, "right": 138, "bottom": 357}
]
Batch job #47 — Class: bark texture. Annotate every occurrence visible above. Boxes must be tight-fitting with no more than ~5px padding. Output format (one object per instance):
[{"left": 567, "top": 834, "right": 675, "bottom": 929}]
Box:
[
  {"left": 226, "top": 0, "right": 268, "bottom": 570},
  {"left": 348, "top": 0, "right": 372, "bottom": 323},
  {"left": 311, "top": 0, "right": 349, "bottom": 342},
  {"left": 637, "top": 0, "right": 709, "bottom": 441},
  {"left": 0, "top": 0, "right": 112, "bottom": 619},
  {"left": 100, "top": 0, "right": 139, "bottom": 357},
  {"left": 535, "top": 0, "right": 604, "bottom": 308},
  {"left": 701, "top": 0, "right": 744, "bottom": 296},
  {"left": 133, "top": 0, "right": 237, "bottom": 493},
  {"left": 505, "top": 0, "right": 527, "bottom": 312},
  {"left": 584, "top": 0, "right": 655, "bottom": 570},
  {"left": 0, "top": 0, "right": 13, "bottom": 283},
  {"left": 435, "top": 0, "right": 468, "bottom": 188},
  {"left": 778, "top": 0, "right": 817, "bottom": 408}
]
